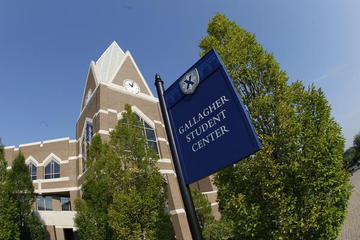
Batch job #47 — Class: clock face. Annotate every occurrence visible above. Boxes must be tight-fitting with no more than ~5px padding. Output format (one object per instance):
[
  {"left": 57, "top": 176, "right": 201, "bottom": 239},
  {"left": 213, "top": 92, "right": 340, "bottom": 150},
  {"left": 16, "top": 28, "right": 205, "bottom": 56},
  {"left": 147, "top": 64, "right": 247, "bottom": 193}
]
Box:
[{"left": 123, "top": 79, "right": 140, "bottom": 94}]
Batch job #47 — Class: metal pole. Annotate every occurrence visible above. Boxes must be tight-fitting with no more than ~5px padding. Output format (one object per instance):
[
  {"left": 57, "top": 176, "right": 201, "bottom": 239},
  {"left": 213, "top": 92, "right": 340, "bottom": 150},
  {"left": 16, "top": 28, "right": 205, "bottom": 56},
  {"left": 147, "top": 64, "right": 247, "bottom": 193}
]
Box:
[{"left": 155, "top": 74, "right": 204, "bottom": 240}]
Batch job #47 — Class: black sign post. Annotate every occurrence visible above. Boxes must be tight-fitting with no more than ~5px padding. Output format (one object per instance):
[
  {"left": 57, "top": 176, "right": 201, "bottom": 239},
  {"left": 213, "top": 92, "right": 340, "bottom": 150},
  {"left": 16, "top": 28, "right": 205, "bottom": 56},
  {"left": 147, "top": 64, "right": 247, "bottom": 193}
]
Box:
[
  {"left": 154, "top": 49, "right": 261, "bottom": 240},
  {"left": 155, "top": 74, "right": 204, "bottom": 240}
]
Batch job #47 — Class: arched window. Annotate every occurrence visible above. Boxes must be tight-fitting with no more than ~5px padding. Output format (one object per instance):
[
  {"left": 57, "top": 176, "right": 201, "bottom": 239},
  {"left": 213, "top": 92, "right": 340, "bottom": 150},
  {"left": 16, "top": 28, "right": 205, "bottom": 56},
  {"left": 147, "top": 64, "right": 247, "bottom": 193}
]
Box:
[
  {"left": 134, "top": 114, "right": 158, "bottom": 153},
  {"left": 28, "top": 162, "right": 37, "bottom": 180},
  {"left": 85, "top": 121, "right": 94, "bottom": 142},
  {"left": 81, "top": 121, "right": 93, "bottom": 172},
  {"left": 44, "top": 160, "right": 60, "bottom": 179}
]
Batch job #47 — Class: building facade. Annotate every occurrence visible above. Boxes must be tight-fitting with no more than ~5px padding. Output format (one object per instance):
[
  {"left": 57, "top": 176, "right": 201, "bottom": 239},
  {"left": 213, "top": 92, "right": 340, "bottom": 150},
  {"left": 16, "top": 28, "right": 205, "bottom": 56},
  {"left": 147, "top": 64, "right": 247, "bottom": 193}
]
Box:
[{"left": 4, "top": 42, "right": 219, "bottom": 240}]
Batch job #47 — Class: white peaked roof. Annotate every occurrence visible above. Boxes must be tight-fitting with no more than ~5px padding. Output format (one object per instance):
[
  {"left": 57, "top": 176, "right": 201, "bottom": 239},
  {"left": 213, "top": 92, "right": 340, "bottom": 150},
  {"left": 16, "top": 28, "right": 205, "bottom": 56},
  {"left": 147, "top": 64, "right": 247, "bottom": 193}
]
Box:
[
  {"left": 80, "top": 41, "right": 156, "bottom": 113},
  {"left": 95, "top": 41, "right": 126, "bottom": 83}
]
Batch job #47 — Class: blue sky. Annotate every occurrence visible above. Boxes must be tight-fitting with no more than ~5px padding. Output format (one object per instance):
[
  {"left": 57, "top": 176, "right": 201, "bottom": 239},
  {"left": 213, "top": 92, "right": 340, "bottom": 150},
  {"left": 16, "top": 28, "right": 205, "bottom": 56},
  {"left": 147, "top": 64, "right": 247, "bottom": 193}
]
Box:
[{"left": 0, "top": 0, "right": 359, "bottom": 149}]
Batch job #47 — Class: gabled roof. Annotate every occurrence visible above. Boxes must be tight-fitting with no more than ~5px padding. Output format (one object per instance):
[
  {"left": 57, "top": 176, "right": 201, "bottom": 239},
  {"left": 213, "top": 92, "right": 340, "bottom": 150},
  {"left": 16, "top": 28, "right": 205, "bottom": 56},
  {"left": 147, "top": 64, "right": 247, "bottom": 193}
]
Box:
[
  {"left": 79, "top": 41, "right": 156, "bottom": 113},
  {"left": 94, "top": 41, "right": 126, "bottom": 83}
]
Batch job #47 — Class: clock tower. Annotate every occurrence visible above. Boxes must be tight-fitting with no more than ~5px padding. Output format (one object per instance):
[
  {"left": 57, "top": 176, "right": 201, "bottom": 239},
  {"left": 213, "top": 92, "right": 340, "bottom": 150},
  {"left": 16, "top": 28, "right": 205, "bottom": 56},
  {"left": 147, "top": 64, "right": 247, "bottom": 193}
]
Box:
[{"left": 75, "top": 41, "right": 219, "bottom": 240}]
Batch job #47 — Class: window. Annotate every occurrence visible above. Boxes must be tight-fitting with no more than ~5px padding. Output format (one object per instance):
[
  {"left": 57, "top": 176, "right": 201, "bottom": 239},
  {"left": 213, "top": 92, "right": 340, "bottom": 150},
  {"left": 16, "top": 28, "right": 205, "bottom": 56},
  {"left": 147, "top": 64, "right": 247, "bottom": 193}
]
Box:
[
  {"left": 85, "top": 121, "right": 94, "bottom": 142},
  {"left": 81, "top": 138, "right": 88, "bottom": 173},
  {"left": 37, "top": 196, "right": 52, "bottom": 211},
  {"left": 85, "top": 89, "right": 92, "bottom": 105},
  {"left": 82, "top": 121, "right": 93, "bottom": 172},
  {"left": 131, "top": 114, "right": 158, "bottom": 153},
  {"left": 143, "top": 121, "right": 158, "bottom": 153},
  {"left": 61, "top": 197, "right": 71, "bottom": 211},
  {"left": 45, "top": 160, "right": 60, "bottom": 179},
  {"left": 28, "top": 162, "right": 37, "bottom": 180}
]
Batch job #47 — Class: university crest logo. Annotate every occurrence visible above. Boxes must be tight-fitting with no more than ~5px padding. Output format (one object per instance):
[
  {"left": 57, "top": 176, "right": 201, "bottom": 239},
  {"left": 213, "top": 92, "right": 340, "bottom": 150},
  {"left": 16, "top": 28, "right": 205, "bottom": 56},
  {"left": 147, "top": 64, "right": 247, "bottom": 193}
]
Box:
[{"left": 179, "top": 68, "right": 199, "bottom": 95}]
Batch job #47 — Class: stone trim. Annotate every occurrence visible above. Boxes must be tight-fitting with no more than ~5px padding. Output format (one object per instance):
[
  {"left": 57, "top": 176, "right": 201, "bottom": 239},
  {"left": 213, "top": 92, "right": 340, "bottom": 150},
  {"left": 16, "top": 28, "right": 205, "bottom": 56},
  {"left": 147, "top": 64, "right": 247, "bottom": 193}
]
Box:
[
  {"left": 35, "top": 186, "right": 81, "bottom": 194},
  {"left": 158, "top": 158, "right": 171, "bottom": 163},
  {"left": 170, "top": 208, "right": 186, "bottom": 215},
  {"left": 154, "top": 120, "right": 165, "bottom": 128},
  {"left": 202, "top": 190, "right": 218, "bottom": 195},
  {"left": 102, "top": 82, "right": 158, "bottom": 103},
  {"left": 33, "top": 177, "right": 70, "bottom": 184},
  {"left": 5, "top": 137, "right": 76, "bottom": 150},
  {"left": 160, "top": 169, "right": 176, "bottom": 175}
]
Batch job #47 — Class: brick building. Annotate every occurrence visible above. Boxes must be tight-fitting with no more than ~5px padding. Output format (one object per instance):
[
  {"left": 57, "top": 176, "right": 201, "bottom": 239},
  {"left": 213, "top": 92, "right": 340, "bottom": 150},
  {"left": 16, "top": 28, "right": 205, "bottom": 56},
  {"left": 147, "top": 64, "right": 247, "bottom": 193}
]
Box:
[{"left": 4, "top": 42, "right": 219, "bottom": 240}]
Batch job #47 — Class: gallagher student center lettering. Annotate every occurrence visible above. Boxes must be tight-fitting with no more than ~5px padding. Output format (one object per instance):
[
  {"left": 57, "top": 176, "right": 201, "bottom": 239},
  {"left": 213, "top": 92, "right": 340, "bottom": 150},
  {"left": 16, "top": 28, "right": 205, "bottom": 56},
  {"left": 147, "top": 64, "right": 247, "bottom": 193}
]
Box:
[
  {"left": 3, "top": 42, "right": 219, "bottom": 240},
  {"left": 178, "top": 95, "right": 230, "bottom": 152}
]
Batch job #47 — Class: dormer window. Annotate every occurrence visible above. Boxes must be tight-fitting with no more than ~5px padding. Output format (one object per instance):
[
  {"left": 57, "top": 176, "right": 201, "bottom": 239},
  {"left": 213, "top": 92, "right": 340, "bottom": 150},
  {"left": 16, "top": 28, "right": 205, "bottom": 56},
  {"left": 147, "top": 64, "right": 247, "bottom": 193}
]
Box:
[
  {"left": 44, "top": 160, "right": 60, "bottom": 179},
  {"left": 28, "top": 162, "right": 37, "bottom": 180},
  {"left": 85, "top": 89, "right": 93, "bottom": 105}
]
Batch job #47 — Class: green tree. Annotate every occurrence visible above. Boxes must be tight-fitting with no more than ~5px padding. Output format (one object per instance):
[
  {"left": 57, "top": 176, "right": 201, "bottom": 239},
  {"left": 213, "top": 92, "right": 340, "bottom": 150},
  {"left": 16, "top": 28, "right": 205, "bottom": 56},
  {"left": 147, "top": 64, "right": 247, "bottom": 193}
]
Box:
[
  {"left": 25, "top": 213, "right": 45, "bottom": 240},
  {"left": 75, "top": 105, "right": 173, "bottom": 240},
  {"left": 344, "top": 147, "right": 356, "bottom": 170},
  {"left": 191, "top": 189, "right": 233, "bottom": 240},
  {"left": 344, "top": 132, "right": 360, "bottom": 170},
  {"left": 354, "top": 133, "right": 360, "bottom": 161},
  {"left": 74, "top": 135, "right": 113, "bottom": 240},
  {"left": 8, "top": 153, "right": 44, "bottom": 240},
  {"left": 0, "top": 142, "right": 20, "bottom": 240},
  {"left": 200, "top": 13, "right": 351, "bottom": 240},
  {"left": 191, "top": 189, "right": 214, "bottom": 230},
  {"left": 202, "top": 220, "right": 233, "bottom": 240}
]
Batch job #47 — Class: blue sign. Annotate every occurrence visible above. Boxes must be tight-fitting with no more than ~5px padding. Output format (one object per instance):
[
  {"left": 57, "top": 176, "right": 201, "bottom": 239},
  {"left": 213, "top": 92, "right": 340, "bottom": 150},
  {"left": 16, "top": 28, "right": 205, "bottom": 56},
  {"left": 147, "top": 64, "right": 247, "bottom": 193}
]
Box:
[{"left": 164, "top": 49, "right": 262, "bottom": 184}]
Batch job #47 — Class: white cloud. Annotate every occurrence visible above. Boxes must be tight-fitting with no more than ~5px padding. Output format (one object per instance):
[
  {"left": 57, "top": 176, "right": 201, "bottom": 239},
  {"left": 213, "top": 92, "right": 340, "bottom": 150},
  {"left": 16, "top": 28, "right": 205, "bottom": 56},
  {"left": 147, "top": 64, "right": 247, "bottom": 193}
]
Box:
[{"left": 314, "top": 64, "right": 347, "bottom": 83}]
